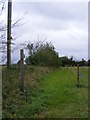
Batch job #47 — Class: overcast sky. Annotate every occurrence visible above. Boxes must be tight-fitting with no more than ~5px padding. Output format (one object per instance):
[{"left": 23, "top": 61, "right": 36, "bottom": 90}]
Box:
[{"left": 1, "top": 1, "right": 88, "bottom": 63}]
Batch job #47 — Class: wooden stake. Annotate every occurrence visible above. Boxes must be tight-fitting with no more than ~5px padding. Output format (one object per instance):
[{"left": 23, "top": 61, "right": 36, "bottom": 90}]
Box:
[
  {"left": 77, "top": 64, "right": 80, "bottom": 87},
  {"left": 20, "top": 49, "right": 24, "bottom": 92},
  {"left": 71, "top": 64, "right": 72, "bottom": 70}
]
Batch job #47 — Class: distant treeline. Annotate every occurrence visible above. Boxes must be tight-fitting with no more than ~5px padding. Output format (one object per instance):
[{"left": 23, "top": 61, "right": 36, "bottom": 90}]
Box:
[{"left": 60, "top": 56, "right": 89, "bottom": 67}]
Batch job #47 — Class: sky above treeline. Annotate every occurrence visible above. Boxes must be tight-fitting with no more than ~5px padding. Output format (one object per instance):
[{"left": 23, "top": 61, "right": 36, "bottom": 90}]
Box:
[{"left": 1, "top": 1, "right": 88, "bottom": 63}]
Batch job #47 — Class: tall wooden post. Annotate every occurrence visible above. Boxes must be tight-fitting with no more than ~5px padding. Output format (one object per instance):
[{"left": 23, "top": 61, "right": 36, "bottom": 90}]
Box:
[
  {"left": 77, "top": 64, "right": 80, "bottom": 87},
  {"left": 7, "top": 0, "right": 12, "bottom": 68},
  {"left": 20, "top": 49, "right": 24, "bottom": 92}
]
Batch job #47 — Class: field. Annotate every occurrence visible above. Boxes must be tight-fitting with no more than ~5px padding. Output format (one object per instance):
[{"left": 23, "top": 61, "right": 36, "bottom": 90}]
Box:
[{"left": 2, "top": 66, "right": 88, "bottom": 118}]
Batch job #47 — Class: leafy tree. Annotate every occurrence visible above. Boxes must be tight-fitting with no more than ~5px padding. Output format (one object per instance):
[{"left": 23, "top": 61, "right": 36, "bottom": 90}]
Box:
[
  {"left": 25, "top": 41, "right": 61, "bottom": 67},
  {"left": 60, "top": 56, "right": 70, "bottom": 67},
  {"left": 78, "top": 58, "right": 86, "bottom": 66}
]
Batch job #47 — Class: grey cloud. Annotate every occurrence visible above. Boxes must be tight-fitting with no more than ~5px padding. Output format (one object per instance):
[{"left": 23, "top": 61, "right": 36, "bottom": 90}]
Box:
[
  {"left": 13, "top": 2, "right": 88, "bottom": 21},
  {"left": 10, "top": 2, "right": 88, "bottom": 62},
  {"left": 14, "top": 2, "right": 88, "bottom": 20}
]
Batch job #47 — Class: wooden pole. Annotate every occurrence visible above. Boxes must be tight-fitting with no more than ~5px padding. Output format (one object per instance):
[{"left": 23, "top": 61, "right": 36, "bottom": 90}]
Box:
[
  {"left": 20, "top": 49, "right": 24, "bottom": 92},
  {"left": 7, "top": 0, "right": 12, "bottom": 68},
  {"left": 77, "top": 64, "right": 80, "bottom": 87},
  {"left": 71, "top": 64, "right": 72, "bottom": 70}
]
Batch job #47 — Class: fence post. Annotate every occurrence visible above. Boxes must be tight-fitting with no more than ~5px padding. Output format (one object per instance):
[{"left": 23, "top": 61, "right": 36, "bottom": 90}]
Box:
[
  {"left": 20, "top": 49, "right": 24, "bottom": 92},
  {"left": 71, "top": 64, "right": 72, "bottom": 70},
  {"left": 77, "top": 64, "right": 80, "bottom": 87}
]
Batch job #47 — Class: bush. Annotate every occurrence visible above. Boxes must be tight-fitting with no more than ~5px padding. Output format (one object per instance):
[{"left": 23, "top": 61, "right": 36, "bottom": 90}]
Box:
[{"left": 25, "top": 41, "right": 61, "bottom": 67}]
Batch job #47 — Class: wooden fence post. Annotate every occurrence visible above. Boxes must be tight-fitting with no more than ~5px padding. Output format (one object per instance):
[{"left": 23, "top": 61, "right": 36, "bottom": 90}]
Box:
[
  {"left": 77, "top": 64, "right": 80, "bottom": 87},
  {"left": 71, "top": 64, "right": 72, "bottom": 70},
  {"left": 20, "top": 49, "right": 24, "bottom": 92}
]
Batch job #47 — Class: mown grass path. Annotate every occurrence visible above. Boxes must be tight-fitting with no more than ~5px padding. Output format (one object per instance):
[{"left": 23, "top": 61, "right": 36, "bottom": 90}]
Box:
[{"left": 33, "top": 67, "right": 88, "bottom": 118}]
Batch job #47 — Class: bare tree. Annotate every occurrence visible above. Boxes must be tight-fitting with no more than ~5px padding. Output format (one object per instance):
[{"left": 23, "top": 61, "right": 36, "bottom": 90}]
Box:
[{"left": 0, "top": 1, "right": 27, "bottom": 64}]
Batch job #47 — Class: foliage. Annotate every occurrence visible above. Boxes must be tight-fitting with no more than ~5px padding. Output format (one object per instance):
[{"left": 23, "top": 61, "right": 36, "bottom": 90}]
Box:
[
  {"left": 25, "top": 42, "right": 61, "bottom": 67},
  {"left": 60, "top": 56, "right": 70, "bottom": 67},
  {"left": 78, "top": 58, "right": 87, "bottom": 66},
  {"left": 60, "top": 56, "right": 88, "bottom": 67},
  {"left": 2, "top": 65, "right": 54, "bottom": 118}
]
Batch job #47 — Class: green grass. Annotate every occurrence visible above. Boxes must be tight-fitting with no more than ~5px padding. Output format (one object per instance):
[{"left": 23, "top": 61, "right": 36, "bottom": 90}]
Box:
[
  {"left": 33, "top": 67, "right": 88, "bottom": 118},
  {"left": 2, "top": 65, "right": 54, "bottom": 118},
  {"left": 2, "top": 66, "right": 88, "bottom": 118}
]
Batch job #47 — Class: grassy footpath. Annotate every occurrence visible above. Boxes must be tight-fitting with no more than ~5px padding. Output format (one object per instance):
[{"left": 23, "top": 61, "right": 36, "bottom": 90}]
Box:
[
  {"left": 2, "top": 66, "right": 88, "bottom": 118},
  {"left": 33, "top": 67, "right": 88, "bottom": 118}
]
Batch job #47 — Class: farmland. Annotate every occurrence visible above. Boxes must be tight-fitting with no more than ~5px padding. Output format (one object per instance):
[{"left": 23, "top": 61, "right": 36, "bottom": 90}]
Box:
[{"left": 2, "top": 66, "right": 88, "bottom": 118}]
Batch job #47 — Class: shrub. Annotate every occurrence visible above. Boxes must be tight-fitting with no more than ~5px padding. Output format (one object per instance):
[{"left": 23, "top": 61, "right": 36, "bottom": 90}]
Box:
[{"left": 25, "top": 41, "right": 61, "bottom": 67}]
